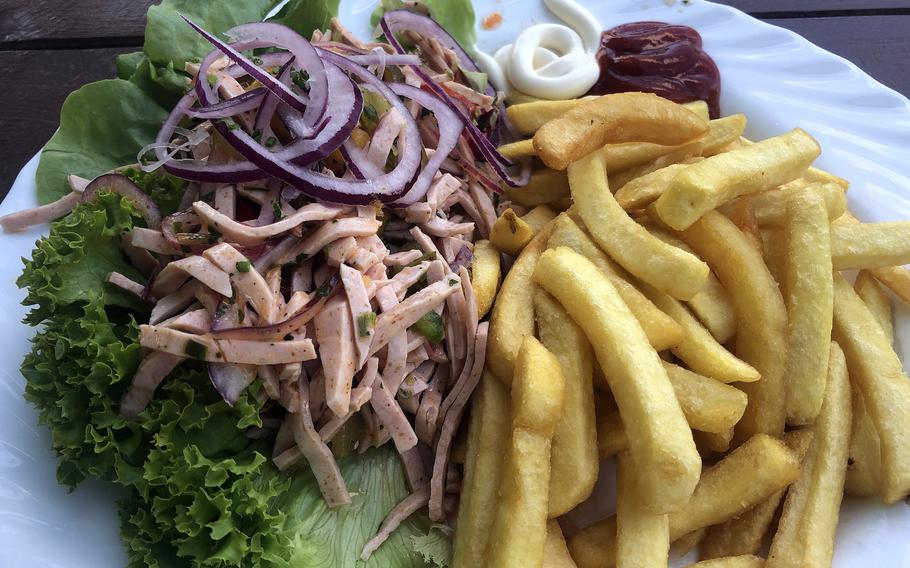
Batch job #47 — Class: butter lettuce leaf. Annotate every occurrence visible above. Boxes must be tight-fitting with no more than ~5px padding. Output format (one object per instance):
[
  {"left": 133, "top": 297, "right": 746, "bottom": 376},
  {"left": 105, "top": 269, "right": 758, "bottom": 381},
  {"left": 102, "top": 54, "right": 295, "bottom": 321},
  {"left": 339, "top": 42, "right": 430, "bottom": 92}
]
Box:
[
  {"left": 269, "top": 0, "right": 340, "bottom": 37},
  {"left": 372, "top": 0, "right": 477, "bottom": 51},
  {"left": 35, "top": 79, "right": 168, "bottom": 203}
]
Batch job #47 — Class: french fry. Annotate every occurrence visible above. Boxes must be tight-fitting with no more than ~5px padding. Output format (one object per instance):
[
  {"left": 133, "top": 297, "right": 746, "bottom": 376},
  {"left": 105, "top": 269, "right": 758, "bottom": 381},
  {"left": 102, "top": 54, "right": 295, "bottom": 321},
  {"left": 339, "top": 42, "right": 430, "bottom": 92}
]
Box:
[
  {"left": 498, "top": 138, "right": 537, "bottom": 159},
  {"left": 782, "top": 190, "right": 833, "bottom": 425},
  {"left": 640, "top": 283, "right": 760, "bottom": 383},
  {"left": 523, "top": 205, "right": 558, "bottom": 233},
  {"left": 535, "top": 290, "right": 598, "bottom": 517},
  {"left": 544, "top": 521, "right": 578, "bottom": 568},
  {"left": 844, "top": 271, "right": 890, "bottom": 496},
  {"left": 760, "top": 227, "right": 788, "bottom": 288},
  {"left": 694, "top": 428, "right": 734, "bottom": 455},
  {"left": 830, "top": 221, "right": 910, "bottom": 269},
  {"left": 740, "top": 182, "right": 846, "bottom": 226},
  {"left": 534, "top": 93, "right": 709, "bottom": 170},
  {"left": 598, "top": 363, "right": 749, "bottom": 458},
  {"left": 571, "top": 149, "right": 710, "bottom": 300},
  {"left": 845, "top": 387, "right": 882, "bottom": 497},
  {"left": 490, "top": 208, "right": 535, "bottom": 256},
  {"left": 507, "top": 169, "right": 570, "bottom": 208},
  {"left": 803, "top": 165, "right": 849, "bottom": 189},
  {"left": 470, "top": 240, "right": 500, "bottom": 319},
  {"left": 700, "top": 114, "right": 749, "bottom": 156},
  {"left": 832, "top": 273, "right": 910, "bottom": 503},
  {"left": 854, "top": 271, "right": 894, "bottom": 343},
  {"left": 614, "top": 163, "right": 691, "bottom": 211},
  {"left": 671, "top": 528, "right": 707, "bottom": 560},
  {"left": 699, "top": 429, "right": 815, "bottom": 559},
  {"left": 679, "top": 210, "right": 789, "bottom": 440},
  {"left": 452, "top": 372, "right": 511, "bottom": 568},
  {"left": 487, "top": 337, "right": 566, "bottom": 568},
  {"left": 655, "top": 129, "right": 821, "bottom": 230},
  {"left": 534, "top": 247, "right": 701, "bottom": 512},
  {"left": 767, "top": 342, "right": 851, "bottom": 568},
  {"left": 647, "top": 226, "right": 737, "bottom": 343},
  {"left": 607, "top": 143, "right": 705, "bottom": 191},
  {"left": 836, "top": 211, "right": 910, "bottom": 304},
  {"left": 684, "top": 100, "right": 711, "bottom": 120},
  {"left": 548, "top": 214, "right": 685, "bottom": 350},
  {"left": 616, "top": 452, "right": 670, "bottom": 568},
  {"left": 569, "top": 435, "right": 800, "bottom": 568},
  {"left": 507, "top": 96, "right": 599, "bottom": 135},
  {"left": 488, "top": 220, "right": 555, "bottom": 384},
  {"left": 684, "top": 557, "right": 764, "bottom": 568}
]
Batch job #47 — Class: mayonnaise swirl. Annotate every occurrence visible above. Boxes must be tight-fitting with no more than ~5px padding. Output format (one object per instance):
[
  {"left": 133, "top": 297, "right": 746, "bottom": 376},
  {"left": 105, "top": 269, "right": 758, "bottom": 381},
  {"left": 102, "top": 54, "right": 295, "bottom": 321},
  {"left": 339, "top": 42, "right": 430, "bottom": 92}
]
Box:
[{"left": 476, "top": 0, "right": 601, "bottom": 100}]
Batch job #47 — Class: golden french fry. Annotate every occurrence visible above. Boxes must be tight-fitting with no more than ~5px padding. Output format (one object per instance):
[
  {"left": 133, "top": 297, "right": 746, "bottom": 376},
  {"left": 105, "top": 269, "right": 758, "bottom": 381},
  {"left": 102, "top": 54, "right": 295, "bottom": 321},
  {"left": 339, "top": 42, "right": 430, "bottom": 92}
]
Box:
[
  {"left": 783, "top": 190, "right": 833, "bottom": 425},
  {"left": 507, "top": 169, "right": 570, "bottom": 208},
  {"left": 535, "top": 290, "right": 598, "bottom": 517},
  {"left": 647, "top": 226, "right": 737, "bottom": 343},
  {"left": 836, "top": 211, "right": 910, "bottom": 304},
  {"left": 470, "top": 240, "right": 500, "bottom": 319},
  {"left": 684, "top": 557, "right": 764, "bottom": 568},
  {"left": 741, "top": 182, "right": 846, "bottom": 226},
  {"left": 803, "top": 165, "right": 849, "bottom": 189},
  {"left": 490, "top": 208, "right": 535, "bottom": 256},
  {"left": 487, "top": 337, "right": 566, "bottom": 568},
  {"left": 544, "top": 521, "right": 578, "bottom": 568},
  {"left": 569, "top": 435, "right": 800, "bottom": 568},
  {"left": 548, "top": 214, "right": 685, "bottom": 350},
  {"left": 767, "top": 342, "right": 851, "bottom": 568},
  {"left": 679, "top": 210, "right": 789, "bottom": 440},
  {"left": 641, "top": 284, "right": 760, "bottom": 383},
  {"left": 488, "top": 220, "right": 556, "bottom": 384},
  {"left": 522, "top": 205, "right": 558, "bottom": 233},
  {"left": 655, "top": 129, "right": 821, "bottom": 230},
  {"left": 508, "top": 98, "right": 706, "bottom": 136},
  {"left": 830, "top": 221, "right": 910, "bottom": 269},
  {"left": 599, "top": 363, "right": 749, "bottom": 459},
  {"left": 854, "top": 271, "right": 894, "bottom": 343},
  {"left": 608, "top": 143, "right": 706, "bottom": 192},
  {"left": 700, "top": 114, "right": 749, "bottom": 155},
  {"left": 616, "top": 452, "right": 670, "bottom": 568},
  {"left": 534, "top": 93, "right": 709, "bottom": 170},
  {"left": 534, "top": 247, "right": 701, "bottom": 513},
  {"left": 498, "top": 138, "right": 537, "bottom": 159},
  {"left": 671, "top": 529, "right": 707, "bottom": 560},
  {"left": 760, "top": 227, "right": 788, "bottom": 288},
  {"left": 832, "top": 273, "right": 910, "bottom": 503},
  {"left": 507, "top": 97, "right": 599, "bottom": 135},
  {"left": 571, "top": 150, "right": 710, "bottom": 300},
  {"left": 452, "top": 371, "right": 511, "bottom": 568},
  {"left": 614, "top": 163, "right": 691, "bottom": 211},
  {"left": 845, "top": 386, "right": 882, "bottom": 497},
  {"left": 700, "top": 429, "right": 815, "bottom": 559},
  {"left": 694, "top": 428, "right": 734, "bottom": 455},
  {"left": 844, "top": 271, "right": 890, "bottom": 497}
]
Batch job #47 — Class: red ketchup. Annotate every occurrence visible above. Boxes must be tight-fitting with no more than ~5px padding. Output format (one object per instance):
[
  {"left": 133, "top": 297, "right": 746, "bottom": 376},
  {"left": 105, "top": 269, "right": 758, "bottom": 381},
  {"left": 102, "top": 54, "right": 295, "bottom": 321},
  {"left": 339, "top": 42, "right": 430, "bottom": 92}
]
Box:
[{"left": 590, "top": 21, "right": 721, "bottom": 118}]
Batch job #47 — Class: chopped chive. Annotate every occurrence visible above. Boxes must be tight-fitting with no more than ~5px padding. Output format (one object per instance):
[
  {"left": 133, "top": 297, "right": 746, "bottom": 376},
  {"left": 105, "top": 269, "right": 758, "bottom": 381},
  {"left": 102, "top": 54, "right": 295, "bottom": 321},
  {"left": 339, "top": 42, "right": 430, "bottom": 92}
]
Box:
[
  {"left": 315, "top": 285, "right": 332, "bottom": 297},
  {"left": 265, "top": 136, "right": 278, "bottom": 148},
  {"left": 357, "top": 312, "right": 377, "bottom": 338},
  {"left": 410, "top": 311, "right": 444, "bottom": 343},
  {"left": 448, "top": 278, "right": 458, "bottom": 286},
  {"left": 272, "top": 200, "right": 283, "bottom": 221},
  {"left": 235, "top": 260, "right": 251, "bottom": 273}
]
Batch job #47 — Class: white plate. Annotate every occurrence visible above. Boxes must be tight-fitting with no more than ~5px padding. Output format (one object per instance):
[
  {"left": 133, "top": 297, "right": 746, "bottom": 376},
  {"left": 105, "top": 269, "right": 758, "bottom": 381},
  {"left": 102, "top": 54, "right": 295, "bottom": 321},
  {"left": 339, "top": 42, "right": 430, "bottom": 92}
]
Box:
[{"left": 2, "top": 1, "right": 910, "bottom": 566}]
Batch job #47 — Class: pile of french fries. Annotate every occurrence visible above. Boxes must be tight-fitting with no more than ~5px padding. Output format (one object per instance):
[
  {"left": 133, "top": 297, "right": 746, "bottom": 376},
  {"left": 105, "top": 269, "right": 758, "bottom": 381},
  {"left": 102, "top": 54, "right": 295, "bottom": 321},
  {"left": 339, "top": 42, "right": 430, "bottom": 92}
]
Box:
[{"left": 454, "top": 91, "right": 910, "bottom": 568}]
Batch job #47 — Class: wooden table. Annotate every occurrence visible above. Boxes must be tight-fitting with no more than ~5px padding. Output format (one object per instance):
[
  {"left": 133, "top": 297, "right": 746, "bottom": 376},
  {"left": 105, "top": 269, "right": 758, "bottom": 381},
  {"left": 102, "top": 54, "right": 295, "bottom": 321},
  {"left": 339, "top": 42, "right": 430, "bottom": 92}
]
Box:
[{"left": 1, "top": 0, "right": 908, "bottom": 198}]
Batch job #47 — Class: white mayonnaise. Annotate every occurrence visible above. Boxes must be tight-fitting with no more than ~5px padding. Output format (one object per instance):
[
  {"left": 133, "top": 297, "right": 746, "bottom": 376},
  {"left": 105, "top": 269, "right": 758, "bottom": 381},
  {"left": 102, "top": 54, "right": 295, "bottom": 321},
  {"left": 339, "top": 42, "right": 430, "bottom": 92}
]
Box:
[{"left": 476, "top": 0, "right": 602, "bottom": 100}]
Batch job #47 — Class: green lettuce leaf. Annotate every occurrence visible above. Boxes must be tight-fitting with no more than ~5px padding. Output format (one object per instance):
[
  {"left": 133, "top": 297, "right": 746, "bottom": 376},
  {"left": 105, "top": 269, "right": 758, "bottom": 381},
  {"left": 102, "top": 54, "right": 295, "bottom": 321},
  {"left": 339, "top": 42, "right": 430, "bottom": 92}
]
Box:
[
  {"left": 269, "top": 0, "right": 340, "bottom": 37},
  {"left": 35, "top": 79, "right": 168, "bottom": 203},
  {"left": 143, "top": 0, "right": 279, "bottom": 69},
  {"left": 371, "top": 0, "right": 477, "bottom": 52},
  {"left": 18, "top": 191, "right": 149, "bottom": 322}
]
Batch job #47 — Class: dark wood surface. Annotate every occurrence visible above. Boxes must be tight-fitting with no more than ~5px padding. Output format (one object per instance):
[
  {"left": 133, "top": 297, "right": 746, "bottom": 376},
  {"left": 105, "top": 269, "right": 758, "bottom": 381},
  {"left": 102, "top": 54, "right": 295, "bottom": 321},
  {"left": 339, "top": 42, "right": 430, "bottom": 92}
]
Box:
[{"left": 1, "top": 0, "right": 908, "bottom": 199}]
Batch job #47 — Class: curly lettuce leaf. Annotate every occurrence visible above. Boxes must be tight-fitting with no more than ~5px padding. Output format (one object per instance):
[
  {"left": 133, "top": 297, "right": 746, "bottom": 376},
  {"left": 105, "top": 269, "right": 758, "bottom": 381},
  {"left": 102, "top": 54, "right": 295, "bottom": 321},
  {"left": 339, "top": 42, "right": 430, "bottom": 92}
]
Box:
[
  {"left": 276, "top": 445, "right": 448, "bottom": 568},
  {"left": 18, "top": 192, "right": 148, "bottom": 322},
  {"left": 372, "top": 0, "right": 477, "bottom": 52},
  {"left": 35, "top": 79, "right": 168, "bottom": 203},
  {"left": 122, "top": 167, "right": 187, "bottom": 216}
]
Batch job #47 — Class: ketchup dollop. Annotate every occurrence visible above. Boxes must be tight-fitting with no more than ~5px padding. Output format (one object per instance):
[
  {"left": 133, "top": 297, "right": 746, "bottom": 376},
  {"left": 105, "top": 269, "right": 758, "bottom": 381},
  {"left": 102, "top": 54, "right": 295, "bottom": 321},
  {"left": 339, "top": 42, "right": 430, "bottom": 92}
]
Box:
[{"left": 590, "top": 21, "right": 721, "bottom": 118}]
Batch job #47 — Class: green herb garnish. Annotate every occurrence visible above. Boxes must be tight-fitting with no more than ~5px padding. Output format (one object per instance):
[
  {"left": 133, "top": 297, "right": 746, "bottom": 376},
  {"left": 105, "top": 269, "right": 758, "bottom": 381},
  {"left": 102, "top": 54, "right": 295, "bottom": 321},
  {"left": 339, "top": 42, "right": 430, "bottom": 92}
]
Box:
[
  {"left": 357, "top": 312, "right": 377, "bottom": 338},
  {"left": 410, "top": 310, "right": 444, "bottom": 343},
  {"left": 235, "top": 260, "right": 251, "bottom": 273}
]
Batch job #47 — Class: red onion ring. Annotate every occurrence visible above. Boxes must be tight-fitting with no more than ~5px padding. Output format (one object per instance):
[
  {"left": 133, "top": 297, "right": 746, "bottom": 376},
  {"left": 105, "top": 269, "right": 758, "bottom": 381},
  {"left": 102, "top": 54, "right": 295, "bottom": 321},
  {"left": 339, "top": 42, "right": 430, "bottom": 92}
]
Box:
[{"left": 82, "top": 173, "right": 162, "bottom": 228}]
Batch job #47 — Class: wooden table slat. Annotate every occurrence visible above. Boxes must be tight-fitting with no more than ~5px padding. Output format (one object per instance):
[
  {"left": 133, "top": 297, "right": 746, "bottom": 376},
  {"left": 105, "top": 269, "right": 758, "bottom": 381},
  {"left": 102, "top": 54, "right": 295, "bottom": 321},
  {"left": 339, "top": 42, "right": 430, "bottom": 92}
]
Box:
[{"left": 0, "top": 0, "right": 154, "bottom": 44}]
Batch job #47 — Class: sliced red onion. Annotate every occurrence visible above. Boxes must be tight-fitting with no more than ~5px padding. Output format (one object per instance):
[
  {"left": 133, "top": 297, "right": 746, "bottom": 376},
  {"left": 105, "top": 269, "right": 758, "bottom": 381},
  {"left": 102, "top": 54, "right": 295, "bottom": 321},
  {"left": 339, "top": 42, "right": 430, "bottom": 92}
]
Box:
[
  {"left": 184, "top": 18, "right": 326, "bottom": 139},
  {"left": 185, "top": 87, "right": 266, "bottom": 119},
  {"left": 346, "top": 53, "right": 421, "bottom": 67},
  {"left": 160, "top": 210, "right": 202, "bottom": 252},
  {"left": 379, "top": 12, "right": 527, "bottom": 188},
  {"left": 450, "top": 244, "right": 473, "bottom": 272},
  {"left": 82, "top": 174, "right": 162, "bottom": 228},
  {"left": 254, "top": 57, "right": 295, "bottom": 132},
  {"left": 387, "top": 83, "right": 463, "bottom": 205}
]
